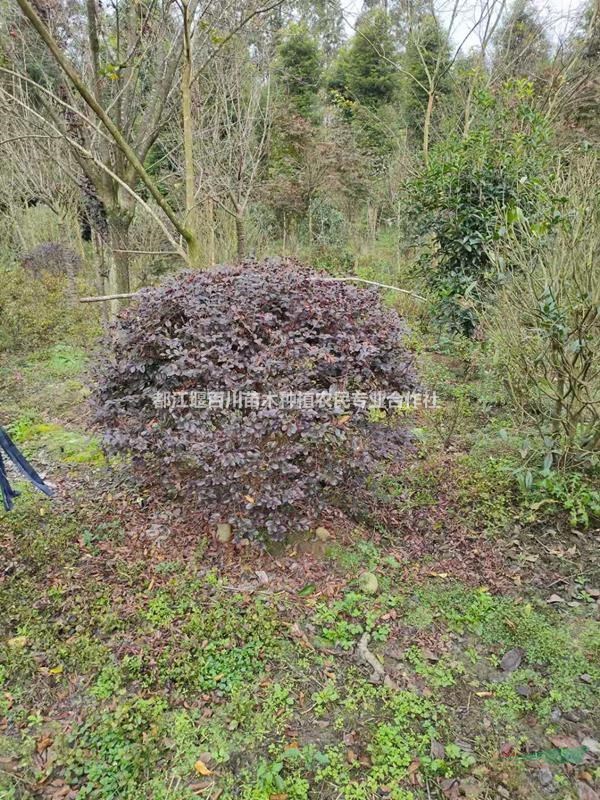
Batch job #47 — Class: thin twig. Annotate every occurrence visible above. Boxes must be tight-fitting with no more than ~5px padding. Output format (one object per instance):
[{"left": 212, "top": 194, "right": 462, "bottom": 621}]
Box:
[
  {"left": 79, "top": 276, "right": 430, "bottom": 304},
  {"left": 80, "top": 292, "right": 139, "bottom": 303},
  {"left": 319, "top": 276, "right": 429, "bottom": 302},
  {"left": 113, "top": 249, "right": 180, "bottom": 256}
]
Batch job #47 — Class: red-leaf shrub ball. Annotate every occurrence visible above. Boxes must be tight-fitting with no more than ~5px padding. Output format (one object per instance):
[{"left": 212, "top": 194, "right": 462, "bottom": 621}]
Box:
[{"left": 93, "top": 258, "right": 417, "bottom": 539}]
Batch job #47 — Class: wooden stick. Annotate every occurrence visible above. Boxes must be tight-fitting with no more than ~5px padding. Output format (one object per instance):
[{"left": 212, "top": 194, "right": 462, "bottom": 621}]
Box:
[
  {"left": 79, "top": 276, "right": 429, "bottom": 304},
  {"left": 113, "top": 249, "right": 180, "bottom": 256},
  {"left": 80, "top": 292, "right": 138, "bottom": 303},
  {"left": 318, "top": 276, "right": 429, "bottom": 301}
]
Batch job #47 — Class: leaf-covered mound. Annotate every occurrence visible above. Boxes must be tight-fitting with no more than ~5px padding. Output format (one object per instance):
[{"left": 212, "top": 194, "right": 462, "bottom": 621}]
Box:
[{"left": 93, "top": 258, "right": 417, "bottom": 539}]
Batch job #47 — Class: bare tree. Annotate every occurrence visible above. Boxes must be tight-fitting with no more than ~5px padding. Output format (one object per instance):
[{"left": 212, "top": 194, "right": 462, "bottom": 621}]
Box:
[
  {"left": 192, "top": 40, "right": 272, "bottom": 260},
  {"left": 2, "top": 0, "right": 284, "bottom": 309}
]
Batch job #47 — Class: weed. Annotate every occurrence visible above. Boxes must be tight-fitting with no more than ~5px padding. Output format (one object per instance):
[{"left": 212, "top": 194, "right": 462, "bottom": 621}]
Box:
[
  {"left": 65, "top": 697, "right": 169, "bottom": 799},
  {"left": 405, "top": 645, "right": 464, "bottom": 688},
  {"left": 312, "top": 681, "right": 340, "bottom": 715}
]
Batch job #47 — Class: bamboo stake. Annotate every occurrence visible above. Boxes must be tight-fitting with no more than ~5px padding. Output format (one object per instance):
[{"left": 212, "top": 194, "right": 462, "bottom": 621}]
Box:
[{"left": 79, "top": 278, "right": 429, "bottom": 304}]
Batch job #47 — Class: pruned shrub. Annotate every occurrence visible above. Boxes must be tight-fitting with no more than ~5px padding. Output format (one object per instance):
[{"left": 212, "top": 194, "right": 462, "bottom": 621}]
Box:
[
  {"left": 20, "top": 242, "right": 82, "bottom": 278},
  {"left": 0, "top": 265, "right": 99, "bottom": 353},
  {"left": 93, "top": 258, "right": 417, "bottom": 539}
]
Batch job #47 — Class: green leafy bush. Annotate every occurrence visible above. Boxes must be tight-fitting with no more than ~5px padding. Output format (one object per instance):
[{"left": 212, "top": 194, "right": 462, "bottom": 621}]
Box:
[
  {"left": 488, "top": 155, "right": 600, "bottom": 468},
  {"left": 0, "top": 265, "right": 99, "bottom": 353},
  {"left": 406, "top": 80, "right": 557, "bottom": 335}
]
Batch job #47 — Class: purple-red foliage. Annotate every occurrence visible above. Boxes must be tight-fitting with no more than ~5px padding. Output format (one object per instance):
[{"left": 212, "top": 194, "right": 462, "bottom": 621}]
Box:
[{"left": 93, "top": 258, "right": 417, "bottom": 539}]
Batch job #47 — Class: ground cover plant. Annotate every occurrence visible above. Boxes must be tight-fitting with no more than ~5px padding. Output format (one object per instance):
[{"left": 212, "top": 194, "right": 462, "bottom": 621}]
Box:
[
  {"left": 1, "top": 313, "right": 599, "bottom": 800},
  {"left": 0, "top": 0, "right": 599, "bottom": 797}
]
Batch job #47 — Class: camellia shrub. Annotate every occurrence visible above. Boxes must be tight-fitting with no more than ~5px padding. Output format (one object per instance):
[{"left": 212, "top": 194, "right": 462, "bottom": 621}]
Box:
[
  {"left": 93, "top": 258, "right": 417, "bottom": 539},
  {"left": 406, "top": 80, "right": 558, "bottom": 336}
]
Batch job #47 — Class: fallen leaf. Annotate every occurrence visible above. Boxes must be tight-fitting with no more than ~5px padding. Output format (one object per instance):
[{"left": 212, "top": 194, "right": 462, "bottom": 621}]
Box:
[
  {"left": 430, "top": 740, "right": 445, "bottom": 760},
  {"left": 36, "top": 736, "right": 53, "bottom": 754},
  {"left": 548, "top": 735, "right": 580, "bottom": 750},
  {"left": 440, "top": 777, "right": 460, "bottom": 799},
  {"left": 194, "top": 759, "right": 212, "bottom": 776},
  {"left": 582, "top": 737, "right": 600, "bottom": 756},
  {"left": 407, "top": 757, "right": 420, "bottom": 774}
]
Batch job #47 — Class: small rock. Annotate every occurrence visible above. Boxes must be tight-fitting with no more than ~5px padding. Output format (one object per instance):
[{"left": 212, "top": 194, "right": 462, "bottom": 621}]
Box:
[
  {"left": 497, "top": 787, "right": 510, "bottom": 799},
  {"left": 358, "top": 571, "right": 379, "bottom": 595},
  {"left": 422, "top": 648, "right": 439, "bottom": 663},
  {"left": 538, "top": 765, "right": 554, "bottom": 788},
  {"left": 517, "top": 684, "right": 532, "bottom": 698},
  {"left": 563, "top": 709, "right": 584, "bottom": 722},
  {"left": 550, "top": 708, "right": 562, "bottom": 722},
  {"left": 459, "top": 778, "right": 483, "bottom": 798},
  {"left": 576, "top": 781, "right": 600, "bottom": 800},
  {"left": 547, "top": 594, "right": 565, "bottom": 604},
  {"left": 215, "top": 523, "right": 232, "bottom": 543},
  {"left": 585, "top": 587, "right": 600, "bottom": 599},
  {"left": 580, "top": 673, "right": 593, "bottom": 685},
  {"left": 315, "top": 526, "right": 331, "bottom": 541},
  {"left": 500, "top": 647, "right": 524, "bottom": 672},
  {"left": 430, "top": 739, "right": 445, "bottom": 760},
  {"left": 582, "top": 737, "right": 600, "bottom": 756}
]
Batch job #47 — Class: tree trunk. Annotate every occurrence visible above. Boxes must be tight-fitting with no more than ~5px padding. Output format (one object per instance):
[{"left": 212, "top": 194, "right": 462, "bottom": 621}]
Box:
[
  {"left": 423, "top": 87, "right": 435, "bottom": 166},
  {"left": 181, "top": 0, "right": 201, "bottom": 268},
  {"left": 57, "top": 212, "right": 77, "bottom": 305},
  {"left": 282, "top": 211, "right": 287, "bottom": 256},
  {"left": 235, "top": 214, "right": 246, "bottom": 262},
  {"left": 206, "top": 197, "right": 215, "bottom": 267},
  {"left": 106, "top": 211, "right": 132, "bottom": 316},
  {"left": 463, "top": 81, "right": 475, "bottom": 138},
  {"left": 423, "top": 90, "right": 435, "bottom": 166}
]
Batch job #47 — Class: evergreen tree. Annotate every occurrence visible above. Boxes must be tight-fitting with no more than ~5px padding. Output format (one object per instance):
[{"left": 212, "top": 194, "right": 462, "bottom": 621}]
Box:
[
  {"left": 493, "top": 0, "right": 550, "bottom": 79},
  {"left": 363, "top": 0, "right": 428, "bottom": 47},
  {"left": 278, "top": 0, "right": 344, "bottom": 57},
  {"left": 331, "top": 9, "right": 400, "bottom": 108},
  {"left": 276, "top": 23, "right": 323, "bottom": 121}
]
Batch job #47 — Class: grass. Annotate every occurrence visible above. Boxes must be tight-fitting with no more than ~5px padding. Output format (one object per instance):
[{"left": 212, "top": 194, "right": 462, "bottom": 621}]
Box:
[
  {"left": 0, "top": 321, "right": 598, "bottom": 800},
  {"left": 1, "top": 490, "right": 598, "bottom": 798}
]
